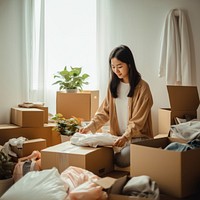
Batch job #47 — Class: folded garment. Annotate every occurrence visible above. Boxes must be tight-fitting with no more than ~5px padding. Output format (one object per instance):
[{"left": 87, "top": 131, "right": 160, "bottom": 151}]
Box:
[
  {"left": 165, "top": 137, "right": 200, "bottom": 152},
  {"left": 18, "top": 102, "right": 45, "bottom": 108},
  {"left": 164, "top": 142, "right": 192, "bottom": 152},
  {"left": 70, "top": 132, "right": 118, "bottom": 148},
  {"left": 122, "top": 175, "right": 160, "bottom": 200},
  {"left": 170, "top": 121, "right": 200, "bottom": 140}
]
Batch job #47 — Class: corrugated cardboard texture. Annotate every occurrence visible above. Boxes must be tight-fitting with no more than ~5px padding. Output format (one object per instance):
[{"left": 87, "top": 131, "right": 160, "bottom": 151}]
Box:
[
  {"left": 130, "top": 137, "right": 200, "bottom": 198},
  {"left": 167, "top": 85, "right": 199, "bottom": 111},
  {"left": 37, "top": 107, "right": 49, "bottom": 123},
  {"left": 11, "top": 107, "right": 44, "bottom": 127},
  {"left": 41, "top": 141, "right": 114, "bottom": 176},
  {"left": 56, "top": 90, "right": 99, "bottom": 121}
]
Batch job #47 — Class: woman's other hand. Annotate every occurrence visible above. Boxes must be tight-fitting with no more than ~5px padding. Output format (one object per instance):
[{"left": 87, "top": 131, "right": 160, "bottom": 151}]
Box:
[{"left": 113, "top": 135, "right": 128, "bottom": 147}]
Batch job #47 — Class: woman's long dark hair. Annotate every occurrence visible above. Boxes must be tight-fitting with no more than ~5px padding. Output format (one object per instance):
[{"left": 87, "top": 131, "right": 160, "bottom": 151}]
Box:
[{"left": 109, "top": 45, "right": 141, "bottom": 98}]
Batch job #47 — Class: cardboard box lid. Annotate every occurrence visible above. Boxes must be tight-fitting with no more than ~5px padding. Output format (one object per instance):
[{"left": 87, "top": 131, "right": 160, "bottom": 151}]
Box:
[
  {"left": 96, "top": 176, "right": 155, "bottom": 200},
  {"left": 167, "top": 85, "right": 199, "bottom": 111},
  {"left": 95, "top": 175, "right": 127, "bottom": 192}
]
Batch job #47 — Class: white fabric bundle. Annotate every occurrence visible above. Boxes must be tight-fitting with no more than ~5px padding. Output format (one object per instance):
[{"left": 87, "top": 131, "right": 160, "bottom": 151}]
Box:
[
  {"left": 70, "top": 132, "right": 118, "bottom": 147},
  {"left": 122, "top": 175, "right": 160, "bottom": 200},
  {"left": 170, "top": 121, "right": 200, "bottom": 140},
  {"left": 3, "top": 137, "right": 27, "bottom": 157}
]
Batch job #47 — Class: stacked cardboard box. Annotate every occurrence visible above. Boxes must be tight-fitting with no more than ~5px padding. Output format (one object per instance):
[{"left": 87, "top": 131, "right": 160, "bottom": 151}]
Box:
[
  {"left": 56, "top": 90, "right": 99, "bottom": 121},
  {"left": 38, "top": 106, "right": 49, "bottom": 123},
  {"left": 11, "top": 107, "right": 45, "bottom": 127}
]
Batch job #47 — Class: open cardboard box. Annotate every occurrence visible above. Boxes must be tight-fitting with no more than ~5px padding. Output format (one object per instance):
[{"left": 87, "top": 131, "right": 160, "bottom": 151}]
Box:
[
  {"left": 96, "top": 175, "right": 154, "bottom": 200},
  {"left": 130, "top": 137, "right": 200, "bottom": 198},
  {"left": 10, "top": 138, "right": 47, "bottom": 158},
  {"left": 158, "top": 85, "right": 199, "bottom": 136}
]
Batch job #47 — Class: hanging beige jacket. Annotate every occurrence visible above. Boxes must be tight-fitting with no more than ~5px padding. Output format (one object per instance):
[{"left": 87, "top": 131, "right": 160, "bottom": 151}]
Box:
[{"left": 86, "top": 79, "right": 153, "bottom": 140}]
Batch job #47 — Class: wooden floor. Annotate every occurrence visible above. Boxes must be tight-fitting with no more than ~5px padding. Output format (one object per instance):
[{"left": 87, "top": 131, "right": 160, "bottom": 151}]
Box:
[{"left": 160, "top": 192, "right": 200, "bottom": 200}]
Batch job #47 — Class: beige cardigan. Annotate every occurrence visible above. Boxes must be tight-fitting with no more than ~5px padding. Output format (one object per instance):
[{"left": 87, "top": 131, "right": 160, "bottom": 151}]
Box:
[{"left": 86, "top": 79, "right": 153, "bottom": 140}]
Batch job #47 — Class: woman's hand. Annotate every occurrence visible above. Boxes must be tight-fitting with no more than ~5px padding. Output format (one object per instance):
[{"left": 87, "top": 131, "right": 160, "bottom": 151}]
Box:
[
  {"left": 113, "top": 135, "right": 128, "bottom": 147},
  {"left": 79, "top": 126, "right": 90, "bottom": 134}
]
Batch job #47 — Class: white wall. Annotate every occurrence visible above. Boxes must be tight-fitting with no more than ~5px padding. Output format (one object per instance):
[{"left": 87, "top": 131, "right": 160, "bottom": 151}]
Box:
[
  {"left": 0, "top": 0, "right": 199, "bottom": 135},
  {"left": 0, "top": 0, "right": 23, "bottom": 123},
  {"left": 103, "top": 0, "right": 200, "bottom": 134}
]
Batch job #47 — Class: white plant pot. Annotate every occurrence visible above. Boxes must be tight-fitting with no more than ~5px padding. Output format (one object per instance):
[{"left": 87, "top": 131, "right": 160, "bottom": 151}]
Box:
[
  {"left": 60, "top": 135, "right": 71, "bottom": 142},
  {"left": 66, "top": 88, "right": 78, "bottom": 93},
  {"left": 0, "top": 177, "right": 14, "bottom": 197}
]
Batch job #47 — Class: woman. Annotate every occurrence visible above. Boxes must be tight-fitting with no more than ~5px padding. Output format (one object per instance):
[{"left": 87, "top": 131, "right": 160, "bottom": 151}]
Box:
[{"left": 79, "top": 45, "right": 153, "bottom": 167}]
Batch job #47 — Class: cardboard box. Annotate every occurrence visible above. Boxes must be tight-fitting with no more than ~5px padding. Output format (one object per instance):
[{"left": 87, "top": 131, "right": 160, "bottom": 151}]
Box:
[
  {"left": 56, "top": 90, "right": 99, "bottom": 121},
  {"left": 38, "top": 107, "right": 48, "bottom": 123},
  {"left": 0, "top": 123, "right": 61, "bottom": 147},
  {"left": 41, "top": 141, "right": 114, "bottom": 176},
  {"left": 96, "top": 176, "right": 154, "bottom": 200},
  {"left": 158, "top": 86, "right": 199, "bottom": 135},
  {"left": 10, "top": 138, "right": 47, "bottom": 158},
  {"left": 11, "top": 107, "right": 44, "bottom": 127},
  {"left": 130, "top": 137, "right": 200, "bottom": 198}
]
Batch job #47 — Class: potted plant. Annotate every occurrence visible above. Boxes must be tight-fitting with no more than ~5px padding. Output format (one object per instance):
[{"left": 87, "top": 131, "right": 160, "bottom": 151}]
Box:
[
  {"left": 53, "top": 66, "right": 90, "bottom": 92},
  {"left": 0, "top": 150, "right": 16, "bottom": 196},
  {"left": 52, "top": 113, "right": 82, "bottom": 142}
]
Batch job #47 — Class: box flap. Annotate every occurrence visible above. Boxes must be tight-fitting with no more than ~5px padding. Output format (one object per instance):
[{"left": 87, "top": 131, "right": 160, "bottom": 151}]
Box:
[
  {"left": 95, "top": 175, "right": 127, "bottom": 193},
  {"left": 95, "top": 177, "right": 117, "bottom": 189},
  {"left": 167, "top": 85, "right": 199, "bottom": 111}
]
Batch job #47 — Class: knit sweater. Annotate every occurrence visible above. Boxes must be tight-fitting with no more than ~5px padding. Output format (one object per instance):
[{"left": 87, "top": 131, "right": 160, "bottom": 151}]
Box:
[{"left": 86, "top": 79, "right": 153, "bottom": 140}]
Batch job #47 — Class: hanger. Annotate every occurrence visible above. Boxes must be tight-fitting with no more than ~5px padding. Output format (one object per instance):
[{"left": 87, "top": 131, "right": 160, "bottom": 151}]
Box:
[{"left": 174, "top": 9, "right": 179, "bottom": 17}]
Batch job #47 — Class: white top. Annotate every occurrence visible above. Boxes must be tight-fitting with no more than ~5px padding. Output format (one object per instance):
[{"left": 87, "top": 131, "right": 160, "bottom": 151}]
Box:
[
  {"left": 115, "top": 81, "right": 130, "bottom": 135},
  {"left": 158, "top": 9, "right": 192, "bottom": 85}
]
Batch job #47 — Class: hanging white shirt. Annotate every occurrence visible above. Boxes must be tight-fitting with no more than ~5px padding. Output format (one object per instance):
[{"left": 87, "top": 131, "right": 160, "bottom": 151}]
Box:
[
  {"left": 115, "top": 81, "right": 130, "bottom": 135},
  {"left": 158, "top": 9, "right": 192, "bottom": 85}
]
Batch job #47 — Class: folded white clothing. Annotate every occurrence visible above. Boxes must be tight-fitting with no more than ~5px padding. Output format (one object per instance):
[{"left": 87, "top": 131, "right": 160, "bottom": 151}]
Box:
[{"left": 70, "top": 132, "right": 118, "bottom": 148}]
